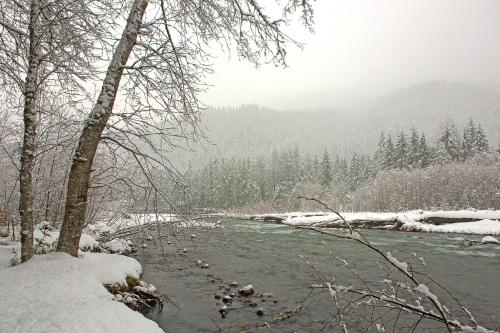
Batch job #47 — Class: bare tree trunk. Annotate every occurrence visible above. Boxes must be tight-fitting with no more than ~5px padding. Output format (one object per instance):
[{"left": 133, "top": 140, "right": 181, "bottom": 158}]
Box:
[
  {"left": 19, "top": 0, "right": 42, "bottom": 262},
  {"left": 57, "top": 0, "right": 149, "bottom": 256}
]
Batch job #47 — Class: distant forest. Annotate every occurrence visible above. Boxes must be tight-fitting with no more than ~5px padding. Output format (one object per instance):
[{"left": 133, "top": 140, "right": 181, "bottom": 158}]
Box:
[{"left": 170, "top": 119, "right": 500, "bottom": 212}]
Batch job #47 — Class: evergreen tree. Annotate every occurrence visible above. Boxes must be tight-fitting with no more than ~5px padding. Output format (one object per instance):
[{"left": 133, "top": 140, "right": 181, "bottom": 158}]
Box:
[
  {"left": 374, "top": 132, "right": 386, "bottom": 171},
  {"left": 462, "top": 118, "right": 476, "bottom": 160},
  {"left": 395, "top": 131, "right": 409, "bottom": 170},
  {"left": 383, "top": 135, "right": 396, "bottom": 170},
  {"left": 407, "top": 127, "right": 420, "bottom": 168},
  {"left": 474, "top": 124, "right": 489, "bottom": 153},
  {"left": 418, "top": 134, "right": 431, "bottom": 168},
  {"left": 319, "top": 149, "right": 332, "bottom": 189},
  {"left": 437, "top": 122, "right": 461, "bottom": 162}
]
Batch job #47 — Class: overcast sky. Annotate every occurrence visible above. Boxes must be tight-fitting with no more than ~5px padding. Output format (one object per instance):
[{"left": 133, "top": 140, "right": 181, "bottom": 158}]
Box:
[{"left": 202, "top": 0, "right": 500, "bottom": 110}]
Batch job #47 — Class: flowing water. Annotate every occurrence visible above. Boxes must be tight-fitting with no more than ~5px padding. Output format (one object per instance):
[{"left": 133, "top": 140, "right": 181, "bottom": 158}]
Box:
[{"left": 136, "top": 218, "right": 500, "bottom": 332}]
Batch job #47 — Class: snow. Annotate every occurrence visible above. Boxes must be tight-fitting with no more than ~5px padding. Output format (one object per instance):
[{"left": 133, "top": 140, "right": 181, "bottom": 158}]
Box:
[
  {"left": 0, "top": 252, "right": 163, "bottom": 333},
  {"left": 415, "top": 283, "right": 444, "bottom": 314},
  {"left": 386, "top": 251, "right": 410, "bottom": 275},
  {"left": 402, "top": 219, "right": 500, "bottom": 235},
  {"left": 480, "top": 235, "right": 499, "bottom": 244},
  {"left": 89, "top": 214, "right": 222, "bottom": 235},
  {"left": 0, "top": 238, "right": 19, "bottom": 268},
  {"left": 251, "top": 209, "right": 500, "bottom": 235},
  {"left": 101, "top": 238, "right": 132, "bottom": 254},
  {"left": 34, "top": 222, "right": 98, "bottom": 251}
]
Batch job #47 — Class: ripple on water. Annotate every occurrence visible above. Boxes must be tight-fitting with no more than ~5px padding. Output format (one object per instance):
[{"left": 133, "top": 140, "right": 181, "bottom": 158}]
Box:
[{"left": 435, "top": 248, "right": 497, "bottom": 257}]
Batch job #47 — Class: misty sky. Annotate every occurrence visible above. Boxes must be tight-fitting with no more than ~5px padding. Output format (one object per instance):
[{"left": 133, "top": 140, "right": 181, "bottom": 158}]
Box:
[{"left": 202, "top": 0, "right": 500, "bottom": 110}]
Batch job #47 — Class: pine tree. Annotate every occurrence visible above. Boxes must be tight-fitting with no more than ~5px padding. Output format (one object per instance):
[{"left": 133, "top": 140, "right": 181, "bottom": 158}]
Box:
[
  {"left": 374, "top": 132, "right": 386, "bottom": 171},
  {"left": 319, "top": 149, "right": 332, "bottom": 189},
  {"left": 383, "top": 135, "right": 396, "bottom": 170},
  {"left": 437, "top": 122, "right": 461, "bottom": 162},
  {"left": 347, "top": 153, "right": 361, "bottom": 191},
  {"left": 462, "top": 118, "right": 476, "bottom": 160},
  {"left": 407, "top": 128, "right": 420, "bottom": 168},
  {"left": 395, "top": 131, "right": 409, "bottom": 170},
  {"left": 418, "top": 134, "right": 431, "bottom": 168},
  {"left": 474, "top": 124, "right": 489, "bottom": 153}
]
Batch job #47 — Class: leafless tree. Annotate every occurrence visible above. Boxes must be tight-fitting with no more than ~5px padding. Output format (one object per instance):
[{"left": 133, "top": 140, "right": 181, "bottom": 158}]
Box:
[
  {"left": 1, "top": 0, "right": 125, "bottom": 261},
  {"left": 295, "top": 197, "right": 495, "bottom": 333},
  {"left": 352, "top": 154, "right": 500, "bottom": 212},
  {"left": 56, "top": 0, "right": 316, "bottom": 256}
]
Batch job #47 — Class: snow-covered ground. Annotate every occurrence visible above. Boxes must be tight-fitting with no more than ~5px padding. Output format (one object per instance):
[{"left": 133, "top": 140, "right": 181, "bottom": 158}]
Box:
[
  {"left": 0, "top": 216, "right": 177, "bottom": 333},
  {"left": 88, "top": 213, "right": 222, "bottom": 236},
  {"left": 0, "top": 250, "right": 163, "bottom": 333},
  {"left": 247, "top": 210, "right": 500, "bottom": 236},
  {"left": 0, "top": 211, "right": 224, "bottom": 333}
]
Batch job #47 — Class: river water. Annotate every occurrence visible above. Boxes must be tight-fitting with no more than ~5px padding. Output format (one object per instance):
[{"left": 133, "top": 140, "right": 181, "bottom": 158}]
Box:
[{"left": 136, "top": 218, "right": 500, "bottom": 332}]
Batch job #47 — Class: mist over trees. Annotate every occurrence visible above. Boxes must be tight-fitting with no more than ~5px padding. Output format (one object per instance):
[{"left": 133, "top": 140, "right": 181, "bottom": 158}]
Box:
[
  {"left": 167, "top": 82, "right": 500, "bottom": 170},
  {"left": 170, "top": 119, "right": 499, "bottom": 212}
]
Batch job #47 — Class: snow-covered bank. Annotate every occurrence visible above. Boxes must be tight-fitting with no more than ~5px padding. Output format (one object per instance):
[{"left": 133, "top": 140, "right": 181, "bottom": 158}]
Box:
[
  {"left": 89, "top": 213, "right": 223, "bottom": 242},
  {"left": 0, "top": 252, "right": 163, "bottom": 333},
  {"left": 243, "top": 210, "right": 500, "bottom": 236}
]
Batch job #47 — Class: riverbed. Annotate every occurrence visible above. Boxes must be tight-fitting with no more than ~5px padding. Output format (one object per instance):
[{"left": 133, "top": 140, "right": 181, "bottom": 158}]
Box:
[{"left": 135, "top": 218, "right": 500, "bottom": 332}]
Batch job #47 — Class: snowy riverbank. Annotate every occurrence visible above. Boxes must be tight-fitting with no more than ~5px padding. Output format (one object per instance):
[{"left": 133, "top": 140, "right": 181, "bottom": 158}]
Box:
[
  {"left": 0, "top": 249, "right": 163, "bottom": 333},
  {"left": 240, "top": 209, "right": 500, "bottom": 236},
  {"left": 0, "top": 219, "right": 171, "bottom": 333}
]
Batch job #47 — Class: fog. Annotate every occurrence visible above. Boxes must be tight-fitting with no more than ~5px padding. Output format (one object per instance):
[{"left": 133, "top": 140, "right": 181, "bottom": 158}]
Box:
[{"left": 203, "top": 0, "right": 500, "bottom": 110}]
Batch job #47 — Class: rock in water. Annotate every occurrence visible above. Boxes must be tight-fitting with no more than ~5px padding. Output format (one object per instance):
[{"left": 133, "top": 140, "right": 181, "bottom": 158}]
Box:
[
  {"left": 481, "top": 236, "right": 499, "bottom": 244},
  {"left": 239, "top": 284, "right": 255, "bottom": 297},
  {"left": 229, "top": 281, "right": 239, "bottom": 287},
  {"left": 219, "top": 305, "right": 228, "bottom": 318},
  {"left": 256, "top": 308, "right": 265, "bottom": 316},
  {"left": 222, "top": 295, "right": 233, "bottom": 304}
]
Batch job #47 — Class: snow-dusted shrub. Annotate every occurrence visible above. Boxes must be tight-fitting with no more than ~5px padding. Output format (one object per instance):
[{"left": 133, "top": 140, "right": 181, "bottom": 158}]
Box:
[{"left": 352, "top": 156, "right": 500, "bottom": 211}]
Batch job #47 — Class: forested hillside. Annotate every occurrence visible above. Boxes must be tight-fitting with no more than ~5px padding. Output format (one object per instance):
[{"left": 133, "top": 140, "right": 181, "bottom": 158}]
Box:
[{"left": 171, "top": 81, "right": 500, "bottom": 169}]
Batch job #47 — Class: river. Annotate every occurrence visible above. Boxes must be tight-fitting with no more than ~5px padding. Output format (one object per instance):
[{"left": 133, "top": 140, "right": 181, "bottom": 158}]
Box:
[{"left": 135, "top": 218, "right": 500, "bottom": 332}]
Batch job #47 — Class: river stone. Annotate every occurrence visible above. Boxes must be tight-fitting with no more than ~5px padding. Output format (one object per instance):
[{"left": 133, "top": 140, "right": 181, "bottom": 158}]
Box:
[
  {"left": 229, "top": 282, "right": 239, "bottom": 287},
  {"left": 238, "top": 285, "right": 254, "bottom": 296},
  {"left": 222, "top": 295, "right": 233, "bottom": 303},
  {"left": 201, "top": 263, "right": 209, "bottom": 269},
  {"left": 229, "top": 292, "right": 236, "bottom": 298},
  {"left": 256, "top": 308, "right": 265, "bottom": 316},
  {"left": 224, "top": 287, "right": 231, "bottom": 292},
  {"left": 182, "top": 248, "right": 188, "bottom": 253},
  {"left": 214, "top": 294, "right": 222, "bottom": 300},
  {"left": 219, "top": 305, "right": 228, "bottom": 318}
]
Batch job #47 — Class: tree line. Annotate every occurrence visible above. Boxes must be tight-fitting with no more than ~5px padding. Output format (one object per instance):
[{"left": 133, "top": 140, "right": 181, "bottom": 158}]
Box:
[{"left": 174, "top": 119, "right": 497, "bottom": 212}]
